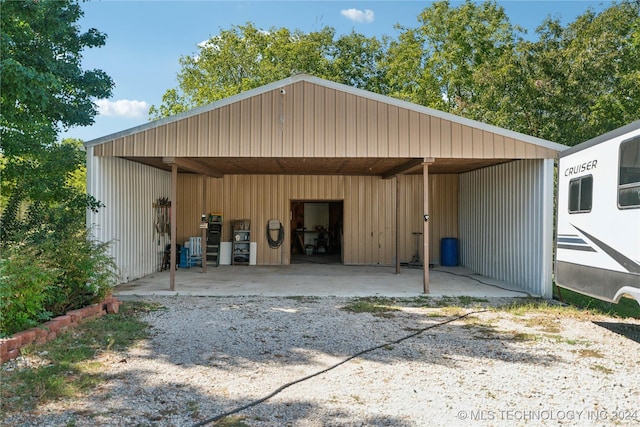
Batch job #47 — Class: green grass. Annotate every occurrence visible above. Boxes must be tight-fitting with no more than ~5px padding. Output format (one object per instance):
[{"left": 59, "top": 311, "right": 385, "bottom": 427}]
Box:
[
  {"left": 214, "top": 416, "right": 251, "bottom": 426},
  {"left": 0, "top": 301, "right": 161, "bottom": 414},
  {"left": 344, "top": 290, "right": 639, "bottom": 321},
  {"left": 554, "top": 285, "right": 640, "bottom": 319},
  {"left": 591, "top": 364, "right": 613, "bottom": 375},
  {"left": 341, "top": 297, "right": 401, "bottom": 317}
]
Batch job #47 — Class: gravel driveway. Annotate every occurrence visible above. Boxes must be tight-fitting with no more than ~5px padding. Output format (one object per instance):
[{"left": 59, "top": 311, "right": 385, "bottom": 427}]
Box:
[{"left": 4, "top": 295, "right": 640, "bottom": 426}]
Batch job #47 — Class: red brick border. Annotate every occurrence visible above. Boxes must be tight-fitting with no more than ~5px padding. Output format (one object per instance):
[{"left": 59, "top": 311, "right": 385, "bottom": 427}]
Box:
[{"left": 0, "top": 297, "right": 121, "bottom": 364}]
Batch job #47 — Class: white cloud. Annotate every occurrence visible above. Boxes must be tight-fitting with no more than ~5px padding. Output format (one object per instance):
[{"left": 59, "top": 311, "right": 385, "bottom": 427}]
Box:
[
  {"left": 97, "top": 99, "right": 149, "bottom": 118},
  {"left": 341, "top": 8, "right": 374, "bottom": 24}
]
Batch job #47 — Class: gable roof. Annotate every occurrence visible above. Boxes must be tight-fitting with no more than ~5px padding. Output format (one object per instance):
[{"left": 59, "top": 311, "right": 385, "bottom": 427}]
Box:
[{"left": 86, "top": 74, "right": 567, "bottom": 176}]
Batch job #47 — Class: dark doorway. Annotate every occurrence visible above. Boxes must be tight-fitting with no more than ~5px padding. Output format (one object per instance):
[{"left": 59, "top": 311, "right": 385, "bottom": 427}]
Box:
[{"left": 290, "top": 200, "right": 343, "bottom": 264}]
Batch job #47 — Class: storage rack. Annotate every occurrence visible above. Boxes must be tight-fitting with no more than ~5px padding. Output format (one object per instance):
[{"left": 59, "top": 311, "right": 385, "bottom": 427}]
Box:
[
  {"left": 206, "top": 213, "right": 223, "bottom": 267},
  {"left": 232, "top": 219, "right": 251, "bottom": 265}
]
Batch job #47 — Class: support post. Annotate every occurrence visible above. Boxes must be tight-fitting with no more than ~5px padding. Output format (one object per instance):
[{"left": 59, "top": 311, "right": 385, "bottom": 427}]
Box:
[
  {"left": 170, "top": 163, "right": 177, "bottom": 291},
  {"left": 396, "top": 175, "right": 400, "bottom": 274},
  {"left": 423, "top": 160, "right": 431, "bottom": 294},
  {"left": 202, "top": 175, "right": 207, "bottom": 274}
]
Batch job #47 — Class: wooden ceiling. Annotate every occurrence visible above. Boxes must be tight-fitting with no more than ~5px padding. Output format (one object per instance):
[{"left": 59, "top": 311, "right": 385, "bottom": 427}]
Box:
[{"left": 123, "top": 156, "right": 512, "bottom": 177}]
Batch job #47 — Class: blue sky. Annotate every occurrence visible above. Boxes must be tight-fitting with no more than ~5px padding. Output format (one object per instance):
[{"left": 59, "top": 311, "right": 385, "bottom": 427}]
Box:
[{"left": 64, "top": 0, "right": 612, "bottom": 143}]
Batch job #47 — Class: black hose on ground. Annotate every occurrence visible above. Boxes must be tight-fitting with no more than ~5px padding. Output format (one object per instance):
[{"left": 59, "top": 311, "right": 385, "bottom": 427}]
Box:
[
  {"left": 431, "top": 267, "right": 533, "bottom": 297},
  {"left": 192, "top": 309, "right": 488, "bottom": 426}
]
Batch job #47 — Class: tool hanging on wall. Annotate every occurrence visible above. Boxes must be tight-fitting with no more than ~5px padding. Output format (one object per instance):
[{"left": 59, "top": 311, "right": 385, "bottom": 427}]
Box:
[
  {"left": 266, "top": 219, "right": 284, "bottom": 249},
  {"left": 153, "top": 197, "right": 171, "bottom": 239}
]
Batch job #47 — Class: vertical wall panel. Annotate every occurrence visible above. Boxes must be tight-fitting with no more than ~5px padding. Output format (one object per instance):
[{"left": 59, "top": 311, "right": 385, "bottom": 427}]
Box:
[
  {"left": 155, "top": 127, "right": 165, "bottom": 157},
  {"left": 112, "top": 137, "right": 124, "bottom": 156},
  {"left": 345, "top": 94, "right": 357, "bottom": 157},
  {"left": 459, "top": 159, "right": 554, "bottom": 297},
  {"left": 250, "top": 95, "right": 262, "bottom": 156},
  {"left": 400, "top": 174, "right": 458, "bottom": 265},
  {"left": 482, "top": 131, "right": 494, "bottom": 158},
  {"left": 166, "top": 123, "right": 178, "bottom": 156},
  {"left": 388, "top": 106, "right": 399, "bottom": 157},
  {"left": 292, "top": 83, "right": 305, "bottom": 157},
  {"left": 400, "top": 175, "right": 423, "bottom": 263},
  {"left": 418, "top": 114, "right": 430, "bottom": 156},
  {"left": 239, "top": 99, "right": 251, "bottom": 156},
  {"left": 186, "top": 116, "right": 198, "bottom": 155},
  {"left": 377, "top": 103, "right": 389, "bottom": 157},
  {"left": 367, "top": 100, "right": 379, "bottom": 157},
  {"left": 176, "top": 174, "right": 204, "bottom": 244},
  {"left": 451, "top": 123, "right": 462, "bottom": 157},
  {"left": 218, "top": 105, "right": 230, "bottom": 156},
  {"left": 356, "top": 97, "right": 367, "bottom": 156},
  {"left": 397, "top": 108, "right": 409, "bottom": 157},
  {"left": 87, "top": 151, "right": 171, "bottom": 283},
  {"left": 462, "top": 126, "right": 473, "bottom": 157},
  {"left": 408, "top": 110, "right": 420, "bottom": 157},
  {"left": 472, "top": 128, "right": 483, "bottom": 157},
  {"left": 428, "top": 174, "right": 459, "bottom": 265},
  {"left": 175, "top": 173, "right": 458, "bottom": 268},
  {"left": 429, "top": 117, "right": 444, "bottom": 157},
  {"left": 324, "top": 88, "right": 336, "bottom": 157},
  {"left": 334, "top": 91, "right": 346, "bottom": 156},
  {"left": 262, "top": 92, "right": 274, "bottom": 156},
  {"left": 440, "top": 120, "right": 452, "bottom": 158},
  {"left": 303, "top": 83, "right": 316, "bottom": 156},
  {"left": 314, "top": 86, "right": 326, "bottom": 157}
]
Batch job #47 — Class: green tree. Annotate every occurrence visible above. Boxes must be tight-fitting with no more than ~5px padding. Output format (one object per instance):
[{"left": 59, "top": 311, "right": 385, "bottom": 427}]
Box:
[
  {"left": 385, "top": 0, "right": 639, "bottom": 145},
  {"left": 1, "top": 0, "right": 113, "bottom": 243},
  {"left": 384, "top": 0, "right": 521, "bottom": 119},
  {"left": 149, "top": 23, "right": 386, "bottom": 118},
  {"left": 516, "top": 0, "right": 640, "bottom": 144},
  {"left": 327, "top": 31, "right": 389, "bottom": 94},
  {"left": 0, "top": 1, "right": 117, "bottom": 334}
]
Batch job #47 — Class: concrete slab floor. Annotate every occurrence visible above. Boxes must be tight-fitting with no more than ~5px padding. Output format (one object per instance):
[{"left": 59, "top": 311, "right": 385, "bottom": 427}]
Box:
[{"left": 114, "top": 264, "right": 535, "bottom": 299}]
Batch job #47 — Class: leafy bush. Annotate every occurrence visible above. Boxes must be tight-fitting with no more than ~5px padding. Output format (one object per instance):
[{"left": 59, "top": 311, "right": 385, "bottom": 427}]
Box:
[
  {"left": 0, "top": 246, "right": 58, "bottom": 335},
  {"left": 43, "top": 230, "right": 117, "bottom": 315},
  {"left": 0, "top": 230, "right": 118, "bottom": 337}
]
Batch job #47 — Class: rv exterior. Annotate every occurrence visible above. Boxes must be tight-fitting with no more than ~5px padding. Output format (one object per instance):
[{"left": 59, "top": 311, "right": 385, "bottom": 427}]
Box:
[{"left": 556, "top": 120, "right": 640, "bottom": 304}]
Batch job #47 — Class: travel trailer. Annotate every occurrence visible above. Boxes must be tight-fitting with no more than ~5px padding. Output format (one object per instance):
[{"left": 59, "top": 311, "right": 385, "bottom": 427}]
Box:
[{"left": 555, "top": 120, "right": 640, "bottom": 304}]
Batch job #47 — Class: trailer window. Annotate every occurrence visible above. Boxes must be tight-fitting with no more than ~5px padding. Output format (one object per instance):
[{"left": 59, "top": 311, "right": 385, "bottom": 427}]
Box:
[
  {"left": 619, "top": 136, "right": 640, "bottom": 208},
  {"left": 569, "top": 175, "right": 593, "bottom": 213}
]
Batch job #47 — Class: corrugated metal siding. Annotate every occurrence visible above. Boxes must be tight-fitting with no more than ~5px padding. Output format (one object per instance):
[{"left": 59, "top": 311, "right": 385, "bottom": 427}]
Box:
[
  {"left": 94, "top": 81, "right": 557, "bottom": 160},
  {"left": 86, "top": 149, "right": 171, "bottom": 283},
  {"left": 176, "top": 173, "right": 458, "bottom": 267},
  {"left": 399, "top": 175, "right": 458, "bottom": 265},
  {"left": 459, "top": 159, "right": 554, "bottom": 297},
  {"left": 428, "top": 174, "right": 459, "bottom": 264}
]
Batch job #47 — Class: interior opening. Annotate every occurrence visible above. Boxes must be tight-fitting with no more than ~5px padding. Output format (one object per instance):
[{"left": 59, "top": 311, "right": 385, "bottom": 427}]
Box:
[{"left": 290, "top": 200, "right": 343, "bottom": 264}]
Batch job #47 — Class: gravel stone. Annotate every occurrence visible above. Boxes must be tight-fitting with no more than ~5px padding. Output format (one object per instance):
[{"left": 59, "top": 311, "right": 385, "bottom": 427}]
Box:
[{"left": 2, "top": 296, "right": 639, "bottom": 426}]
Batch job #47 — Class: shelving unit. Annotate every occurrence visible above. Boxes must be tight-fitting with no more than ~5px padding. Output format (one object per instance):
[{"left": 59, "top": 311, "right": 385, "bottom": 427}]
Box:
[
  {"left": 206, "top": 213, "right": 223, "bottom": 267},
  {"left": 232, "top": 219, "right": 251, "bottom": 265}
]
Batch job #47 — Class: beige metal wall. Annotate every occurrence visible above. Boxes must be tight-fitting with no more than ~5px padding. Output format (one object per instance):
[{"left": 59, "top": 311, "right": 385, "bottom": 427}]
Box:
[
  {"left": 177, "top": 173, "right": 459, "bottom": 266},
  {"left": 94, "top": 81, "right": 557, "bottom": 160}
]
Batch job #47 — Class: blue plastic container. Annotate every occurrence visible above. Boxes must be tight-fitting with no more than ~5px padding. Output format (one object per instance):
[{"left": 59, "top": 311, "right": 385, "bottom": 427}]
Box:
[
  {"left": 179, "top": 247, "right": 191, "bottom": 268},
  {"left": 440, "top": 238, "right": 459, "bottom": 266}
]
